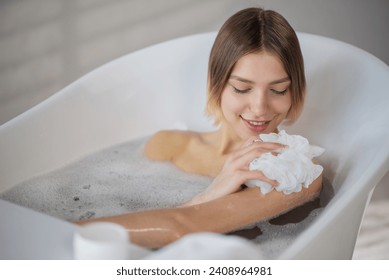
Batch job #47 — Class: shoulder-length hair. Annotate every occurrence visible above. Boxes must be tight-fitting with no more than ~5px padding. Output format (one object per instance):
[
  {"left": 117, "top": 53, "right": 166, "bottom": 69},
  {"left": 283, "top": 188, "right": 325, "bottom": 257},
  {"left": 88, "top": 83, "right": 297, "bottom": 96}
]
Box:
[{"left": 206, "top": 7, "right": 305, "bottom": 125}]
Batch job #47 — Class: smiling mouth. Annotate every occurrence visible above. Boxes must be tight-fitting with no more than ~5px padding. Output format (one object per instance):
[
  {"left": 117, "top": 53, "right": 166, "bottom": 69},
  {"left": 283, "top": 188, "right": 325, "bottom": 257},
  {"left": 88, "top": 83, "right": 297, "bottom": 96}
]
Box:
[
  {"left": 241, "top": 116, "right": 271, "bottom": 125},
  {"left": 240, "top": 116, "right": 272, "bottom": 132},
  {"left": 247, "top": 120, "right": 268, "bottom": 126}
]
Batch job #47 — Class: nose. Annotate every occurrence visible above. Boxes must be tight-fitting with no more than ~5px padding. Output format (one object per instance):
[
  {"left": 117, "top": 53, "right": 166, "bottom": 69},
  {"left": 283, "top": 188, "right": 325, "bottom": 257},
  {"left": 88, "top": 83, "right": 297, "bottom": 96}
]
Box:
[{"left": 250, "top": 91, "right": 268, "bottom": 116}]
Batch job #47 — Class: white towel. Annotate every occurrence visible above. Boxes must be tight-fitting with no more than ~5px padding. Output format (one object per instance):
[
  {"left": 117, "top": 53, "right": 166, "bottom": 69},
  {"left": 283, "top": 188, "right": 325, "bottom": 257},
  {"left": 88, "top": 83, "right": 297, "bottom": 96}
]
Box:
[{"left": 246, "top": 130, "right": 325, "bottom": 195}]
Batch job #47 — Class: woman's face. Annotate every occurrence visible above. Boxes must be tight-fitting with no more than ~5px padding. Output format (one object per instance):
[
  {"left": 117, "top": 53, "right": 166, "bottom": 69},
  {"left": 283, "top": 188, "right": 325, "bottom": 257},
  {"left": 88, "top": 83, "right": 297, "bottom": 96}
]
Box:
[{"left": 220, "top": 51, "right": 292, "bottom": 140}]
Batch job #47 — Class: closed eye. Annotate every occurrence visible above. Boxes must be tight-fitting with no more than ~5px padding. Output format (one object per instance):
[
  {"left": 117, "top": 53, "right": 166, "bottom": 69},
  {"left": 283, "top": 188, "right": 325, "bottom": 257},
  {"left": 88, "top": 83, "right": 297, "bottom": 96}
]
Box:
[
  {"left": 232, "top": 85, "right": 251, "bottom": 94},
  {"left": 271, "top": 88, "right": 288, "bottom": 95}
]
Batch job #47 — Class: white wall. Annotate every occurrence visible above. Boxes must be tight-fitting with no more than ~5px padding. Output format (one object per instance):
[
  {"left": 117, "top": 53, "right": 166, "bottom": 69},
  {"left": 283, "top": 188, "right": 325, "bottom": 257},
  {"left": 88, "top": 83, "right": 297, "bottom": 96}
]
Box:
[{"left": 1, "top": 0, "right": 388, "bottom": 125}]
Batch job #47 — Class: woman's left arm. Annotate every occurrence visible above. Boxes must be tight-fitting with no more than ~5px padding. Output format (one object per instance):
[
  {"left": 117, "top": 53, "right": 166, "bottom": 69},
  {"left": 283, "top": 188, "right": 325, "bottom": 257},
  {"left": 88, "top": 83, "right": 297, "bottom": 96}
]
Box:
[
  {"left": 75, "top": 173, "right": 322, "bottom": 248},
  {"left": 179, "top": 172, "right": 323, "bottom": 234}
]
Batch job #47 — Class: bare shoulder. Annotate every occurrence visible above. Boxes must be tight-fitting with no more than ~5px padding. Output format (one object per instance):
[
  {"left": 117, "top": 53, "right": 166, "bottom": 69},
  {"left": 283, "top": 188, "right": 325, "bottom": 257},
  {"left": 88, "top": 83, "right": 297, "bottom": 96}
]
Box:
[{"left": 144, "top": 130, "right": 198, "bottom": 161}]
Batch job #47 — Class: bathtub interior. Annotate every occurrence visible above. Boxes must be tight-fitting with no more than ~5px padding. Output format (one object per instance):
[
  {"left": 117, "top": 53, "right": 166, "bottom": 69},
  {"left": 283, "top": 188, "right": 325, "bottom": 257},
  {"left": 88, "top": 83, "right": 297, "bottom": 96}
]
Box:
[
  {"left": 0, "top": 33, "right": 216, "bottom": 194},
  {"left": 1, "top": 32, "right": 389, "bottom": 259}
]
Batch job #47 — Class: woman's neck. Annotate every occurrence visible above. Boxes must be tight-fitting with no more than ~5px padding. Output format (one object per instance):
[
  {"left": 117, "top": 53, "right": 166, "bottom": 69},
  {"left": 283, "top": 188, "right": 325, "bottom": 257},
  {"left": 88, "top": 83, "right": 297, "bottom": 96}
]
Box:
[
  {"left": 205, "top": 125, "right": 244, "bottom": 155},
  {"left": 206, "top": 125, "right": 280, "bottom": 155}
]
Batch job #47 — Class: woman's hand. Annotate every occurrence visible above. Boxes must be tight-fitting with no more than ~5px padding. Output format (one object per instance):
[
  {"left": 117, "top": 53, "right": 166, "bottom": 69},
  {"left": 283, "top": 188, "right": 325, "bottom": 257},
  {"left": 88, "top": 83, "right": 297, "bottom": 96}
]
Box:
[{"left": 181, "top": 138, "right": 286, "bottom": 206}]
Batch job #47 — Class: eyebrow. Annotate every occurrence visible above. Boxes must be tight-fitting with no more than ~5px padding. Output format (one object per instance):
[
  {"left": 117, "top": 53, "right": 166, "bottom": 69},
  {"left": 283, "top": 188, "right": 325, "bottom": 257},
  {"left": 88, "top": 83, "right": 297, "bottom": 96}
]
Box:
[{"left": 229, "top": 75, "right": 290, "bottom": 85}]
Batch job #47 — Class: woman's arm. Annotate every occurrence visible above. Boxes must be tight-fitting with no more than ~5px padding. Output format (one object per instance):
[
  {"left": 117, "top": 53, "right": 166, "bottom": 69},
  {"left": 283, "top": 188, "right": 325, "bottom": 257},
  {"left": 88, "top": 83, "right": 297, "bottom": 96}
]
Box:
[{"left": 75, "top": 173, "right": 322, "bottom": 249}]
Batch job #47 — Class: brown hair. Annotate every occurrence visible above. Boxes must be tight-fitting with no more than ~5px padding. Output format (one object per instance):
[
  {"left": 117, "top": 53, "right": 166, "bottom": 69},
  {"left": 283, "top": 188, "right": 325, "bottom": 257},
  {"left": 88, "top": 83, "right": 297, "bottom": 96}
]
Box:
[{"left": 206, "top": 7, "right": 305, "bottom": 125}]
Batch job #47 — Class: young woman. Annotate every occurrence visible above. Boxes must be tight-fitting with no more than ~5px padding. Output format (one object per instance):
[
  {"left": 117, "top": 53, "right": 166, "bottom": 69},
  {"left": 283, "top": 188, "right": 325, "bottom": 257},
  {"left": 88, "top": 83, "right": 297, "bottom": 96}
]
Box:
[{"left": 77, "top": 7, "right": 323, "bottom": 249}]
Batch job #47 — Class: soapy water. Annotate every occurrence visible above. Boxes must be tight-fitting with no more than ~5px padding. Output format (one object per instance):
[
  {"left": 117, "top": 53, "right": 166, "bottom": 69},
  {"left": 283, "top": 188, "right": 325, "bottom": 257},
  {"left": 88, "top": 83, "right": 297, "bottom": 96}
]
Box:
[
  {"left": 0, "top": 136, "right": 211, "bottom": 220},
  {"left": 0, "top": 136, "right": 333, "bottom": 258}
]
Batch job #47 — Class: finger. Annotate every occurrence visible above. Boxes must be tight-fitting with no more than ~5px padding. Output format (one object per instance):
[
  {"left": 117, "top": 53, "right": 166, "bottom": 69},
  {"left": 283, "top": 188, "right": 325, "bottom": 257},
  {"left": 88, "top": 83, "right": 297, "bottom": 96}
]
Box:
[
  {"left": 240, "top": 142, "right": 284, "bottom": 160},
  {"left": 238, "top": 170, "right": 278, "bottom": 186},
  {"left": 231, "top": 138, "right": 283, "bottom": 160},
  {"left": 242, "top": 136, "right": 262, "bottom": 147},
  {"left": 226, "top": 141, "right": 286, "bottom": 171},
  {"left": 226, "top": 143, "right": 279, "bottom": 170},
  {"left": 233, "top": 148, "right": 274, "bottom": 171},
  {"left": 240, "top": 141, "right": 286, "bottom": 155}
]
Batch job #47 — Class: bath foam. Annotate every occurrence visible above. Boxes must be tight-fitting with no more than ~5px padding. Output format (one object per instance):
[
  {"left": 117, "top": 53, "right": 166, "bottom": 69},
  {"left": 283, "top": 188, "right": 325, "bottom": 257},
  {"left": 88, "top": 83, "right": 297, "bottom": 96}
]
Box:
[
  {"left": 229, "top": 178, "right": 332, "bottom": 258},
  {"left": 0, "top": 136, "right": 211, "bottom": 221},
  {"left": 0, "top": 135, "right": 331, "bottom": 258},
  {"left": 252, "top": 207, "right": 322, "bottom": 258}
]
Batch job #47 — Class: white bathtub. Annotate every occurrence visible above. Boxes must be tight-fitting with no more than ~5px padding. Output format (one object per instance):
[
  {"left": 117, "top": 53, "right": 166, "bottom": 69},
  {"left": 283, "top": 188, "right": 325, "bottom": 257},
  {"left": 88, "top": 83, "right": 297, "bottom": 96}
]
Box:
[{"left": 1, "top": 32, "right": 389, "bottom": 259}]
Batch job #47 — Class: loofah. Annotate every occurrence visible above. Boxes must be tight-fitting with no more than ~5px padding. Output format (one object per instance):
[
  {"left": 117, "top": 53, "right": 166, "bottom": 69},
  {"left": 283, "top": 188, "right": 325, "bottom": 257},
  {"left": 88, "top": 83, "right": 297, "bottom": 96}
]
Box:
[{"left": 246, "top": 130, "right": 325, "bottom": 195}]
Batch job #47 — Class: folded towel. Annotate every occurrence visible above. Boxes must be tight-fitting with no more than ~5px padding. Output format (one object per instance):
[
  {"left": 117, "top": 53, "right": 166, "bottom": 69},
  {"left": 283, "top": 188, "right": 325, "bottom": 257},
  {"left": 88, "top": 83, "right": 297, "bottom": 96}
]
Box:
[{"left": 246, "top": 130, "right": 325, "bottom": 195}]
